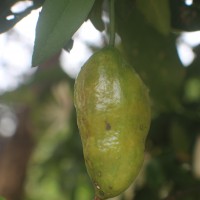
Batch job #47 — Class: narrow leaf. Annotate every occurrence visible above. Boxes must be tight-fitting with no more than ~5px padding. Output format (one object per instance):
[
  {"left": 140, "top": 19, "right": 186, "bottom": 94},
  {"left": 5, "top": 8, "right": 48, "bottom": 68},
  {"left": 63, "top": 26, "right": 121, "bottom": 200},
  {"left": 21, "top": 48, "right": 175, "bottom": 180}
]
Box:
[
  {"left": 88, "top": 0, "right": 104, "bottom": 31},
  {"left": 32, "top": 0, "right": 95, "bottom": 66},
  {"left": 136, "top": 0, "right": 171, "bottom": 35}
]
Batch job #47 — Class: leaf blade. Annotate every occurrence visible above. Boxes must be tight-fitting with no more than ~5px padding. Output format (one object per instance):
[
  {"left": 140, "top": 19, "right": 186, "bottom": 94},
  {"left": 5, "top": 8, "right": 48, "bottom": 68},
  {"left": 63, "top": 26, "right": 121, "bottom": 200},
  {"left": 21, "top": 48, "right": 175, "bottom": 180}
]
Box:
[
  {"left": 32, "top": 0, "right": 95, "bottom": 66},
  {"left": 88, "top": 0, "right": 104, "bottom": 31},
  {"left": 136, "top": 0, "right": 171, "bottom": 35}
]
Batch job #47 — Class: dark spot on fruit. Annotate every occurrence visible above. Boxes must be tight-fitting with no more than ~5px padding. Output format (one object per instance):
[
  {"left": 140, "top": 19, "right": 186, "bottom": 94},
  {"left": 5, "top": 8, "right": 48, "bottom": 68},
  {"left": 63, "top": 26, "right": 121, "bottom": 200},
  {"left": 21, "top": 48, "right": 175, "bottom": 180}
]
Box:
[
  {"left": 109, "top": 186, "right": 113, "bottom": 190},
  {"left": 105, "top": 121, "right": 111, "bottom": 130}
]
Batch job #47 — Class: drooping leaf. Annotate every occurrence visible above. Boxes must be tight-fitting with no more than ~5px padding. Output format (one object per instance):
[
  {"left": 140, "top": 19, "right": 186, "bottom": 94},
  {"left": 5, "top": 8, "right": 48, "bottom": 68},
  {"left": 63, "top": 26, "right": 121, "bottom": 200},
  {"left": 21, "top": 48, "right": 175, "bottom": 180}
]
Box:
[
  {"left": 32, "top": 0, "right": 95, "bottom": 67},
  {"left": 88, "top": 0, "right": 104, "bottom": 31},
  {"left": 136, "top": 0, "right": 171, "bottom": 35}
]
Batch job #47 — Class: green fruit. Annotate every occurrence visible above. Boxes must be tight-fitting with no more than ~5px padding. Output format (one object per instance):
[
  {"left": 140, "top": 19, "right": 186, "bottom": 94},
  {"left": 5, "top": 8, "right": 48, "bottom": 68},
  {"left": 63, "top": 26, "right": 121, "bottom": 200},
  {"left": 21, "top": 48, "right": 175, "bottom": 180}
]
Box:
[{"left": 74, "top": 47, "right": 151, "bottom": 199}]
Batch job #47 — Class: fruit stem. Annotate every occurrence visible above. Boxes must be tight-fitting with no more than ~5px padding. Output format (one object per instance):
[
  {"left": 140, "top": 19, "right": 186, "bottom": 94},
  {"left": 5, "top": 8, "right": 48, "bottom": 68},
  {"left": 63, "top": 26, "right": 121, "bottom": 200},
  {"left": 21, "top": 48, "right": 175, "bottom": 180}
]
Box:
[{"left": 109, "top": 0, "right": 116, "bottom": 47}]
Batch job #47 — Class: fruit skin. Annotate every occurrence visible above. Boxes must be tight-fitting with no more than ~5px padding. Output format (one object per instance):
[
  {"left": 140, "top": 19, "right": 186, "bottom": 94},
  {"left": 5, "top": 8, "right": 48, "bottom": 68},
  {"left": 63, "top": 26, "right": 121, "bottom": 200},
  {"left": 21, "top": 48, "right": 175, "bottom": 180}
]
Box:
[{"left": 74, "top": 47, "right": 151, "bottom": 199}]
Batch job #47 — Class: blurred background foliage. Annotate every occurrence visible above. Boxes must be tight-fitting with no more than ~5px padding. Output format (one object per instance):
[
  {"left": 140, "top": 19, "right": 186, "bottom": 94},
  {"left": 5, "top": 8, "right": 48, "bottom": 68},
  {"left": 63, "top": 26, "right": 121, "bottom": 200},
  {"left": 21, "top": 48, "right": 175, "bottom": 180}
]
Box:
[{"left": 0, "top": 0, "right": 200, "bottom": 200}]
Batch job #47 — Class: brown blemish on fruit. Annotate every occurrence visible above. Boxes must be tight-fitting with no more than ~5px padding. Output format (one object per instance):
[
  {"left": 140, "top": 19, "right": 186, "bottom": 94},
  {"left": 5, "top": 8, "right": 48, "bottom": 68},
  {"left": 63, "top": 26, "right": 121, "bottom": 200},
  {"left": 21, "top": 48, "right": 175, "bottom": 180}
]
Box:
[{"left": 105, "top": 121, "right": 111, "bottom": 130}]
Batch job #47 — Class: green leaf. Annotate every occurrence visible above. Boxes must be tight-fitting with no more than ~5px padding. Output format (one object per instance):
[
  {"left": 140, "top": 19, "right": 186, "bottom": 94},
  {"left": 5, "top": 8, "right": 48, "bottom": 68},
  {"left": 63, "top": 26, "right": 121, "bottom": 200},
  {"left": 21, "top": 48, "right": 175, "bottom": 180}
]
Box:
[
  {"left": 88, "top": 0, "right": 104, "bottom": 31},
  {"left": 136, "top": 0, "right": 171, "bottom": 35},
  {"left": 0, "top": 197, "right": 5, "bottom": 200},
  {"left": 32, "top": 0, "right": 95, "bottom": 67}
]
